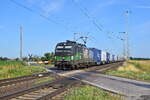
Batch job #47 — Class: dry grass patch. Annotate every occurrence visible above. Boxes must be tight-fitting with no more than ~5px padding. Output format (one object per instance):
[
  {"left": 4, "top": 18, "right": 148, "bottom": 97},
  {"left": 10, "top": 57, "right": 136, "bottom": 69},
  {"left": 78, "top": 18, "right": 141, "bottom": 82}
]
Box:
[
  {"left": 117, "top": 62, "right": 141, "bottom": 72},
  {"left": 105, "top": 60, "right": 150, "bottom": 82}
]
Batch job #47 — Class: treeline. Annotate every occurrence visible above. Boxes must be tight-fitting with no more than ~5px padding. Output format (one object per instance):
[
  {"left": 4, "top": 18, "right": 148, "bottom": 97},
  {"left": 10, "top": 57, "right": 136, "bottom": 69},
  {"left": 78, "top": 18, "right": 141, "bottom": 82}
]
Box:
[
  {"left": 130, "top": 57, "right": 150, "bottom": 60},
  {"left": 0, "top": 57, "right": 10, "bottom": 61},
  {"left": 0, "top": 52, "right": 55, "bottom": 62},
  {"left": 27, "top": 52, "right": 54, "bottom": 61}
]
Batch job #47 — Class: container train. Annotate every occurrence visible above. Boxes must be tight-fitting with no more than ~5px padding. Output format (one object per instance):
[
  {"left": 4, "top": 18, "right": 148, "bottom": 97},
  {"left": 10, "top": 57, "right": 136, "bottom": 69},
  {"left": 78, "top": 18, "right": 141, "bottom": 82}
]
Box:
[{"left": 54, "top": 40, "right": 124, "bottom": 69}]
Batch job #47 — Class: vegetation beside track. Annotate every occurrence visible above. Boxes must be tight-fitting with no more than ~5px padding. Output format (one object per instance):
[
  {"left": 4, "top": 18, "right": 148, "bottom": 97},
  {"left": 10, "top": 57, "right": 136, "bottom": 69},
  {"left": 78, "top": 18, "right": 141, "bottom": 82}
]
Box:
[
  {"left": 64, "top": 85, "right": 122, "bottom": 100},
  {"left": 35, "top": 76, "right": 54, "bottom": 85},
  {"left": 105, "top": 60, "right": 150, "bottom": 82},
  {"left": 0, "top": 60, "right": 46, "bottom": 79}
]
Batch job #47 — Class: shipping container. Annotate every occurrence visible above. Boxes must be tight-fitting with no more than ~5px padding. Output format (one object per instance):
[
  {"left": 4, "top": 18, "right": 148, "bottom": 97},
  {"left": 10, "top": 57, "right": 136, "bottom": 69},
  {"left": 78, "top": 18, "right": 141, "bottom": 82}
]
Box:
[
  {"left": 106, "top": 52, "right": 110, "bottom": 63},
  {"left": 89, "top": 48, "right": 101, "bottom": 65},
  {"left": 110, "top": 54, "right": 113, "bottom": 62},
  {"left": 112, "top": 55, "right": 115, "bottom": 62},
  {"left": 114, "top": 55, "right": 117, "bottom": 61},
  {"left": 101, "top": 51, "right": 107, "bottom": 64}
]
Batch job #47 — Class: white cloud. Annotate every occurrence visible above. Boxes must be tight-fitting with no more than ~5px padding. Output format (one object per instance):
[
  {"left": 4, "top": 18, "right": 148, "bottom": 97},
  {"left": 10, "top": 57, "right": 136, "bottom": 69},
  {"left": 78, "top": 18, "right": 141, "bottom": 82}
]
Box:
[
  {"left": 26, "top": 0, "right": 35, "bottom": 4},
  {"left": 74, "top": 0, "right": 81, "bottom": 2},
  {"left": 136, "top": 5, "right": 150, "bottom": 9},
  {"left": 26, "top": 0, "right": 65, "bottom": 16},
  {"left": 96, "top": 0, "right": 115, "bottom": 8},
  {"left": 42, "top": 0, "right": 65, "bottom": 16},
  {"left": 91, "top": 0, "right": 116, "bottom": 15}
]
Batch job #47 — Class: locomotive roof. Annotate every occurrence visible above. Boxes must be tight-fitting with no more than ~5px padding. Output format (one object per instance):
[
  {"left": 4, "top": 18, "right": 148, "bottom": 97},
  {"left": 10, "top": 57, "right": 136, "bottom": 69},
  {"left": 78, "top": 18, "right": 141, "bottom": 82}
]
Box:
[{"left": 56, "top": 40, "right": 86, "bottom": 47}]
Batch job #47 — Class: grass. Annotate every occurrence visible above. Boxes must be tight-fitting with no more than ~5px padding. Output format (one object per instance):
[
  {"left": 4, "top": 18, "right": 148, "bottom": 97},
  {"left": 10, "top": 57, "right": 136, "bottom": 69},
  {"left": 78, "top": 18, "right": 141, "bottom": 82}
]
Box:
[
  {"left": 40, "top": 63, "right": 54, "bottom": 67},
  {"left": 128, "top": 60, "right": 150, "bottom": 72},
  {"left": 105, "top": 60, "right": 150, "bottom": 81},
  {"left": 64, "top": 85, "right": 122, "bottom": 100},
  {"left": 34, "top": 77, "right": 54, "bottom": 85},
  {"left": 0, "top": 60, "right": 46, "bottom": 79}
]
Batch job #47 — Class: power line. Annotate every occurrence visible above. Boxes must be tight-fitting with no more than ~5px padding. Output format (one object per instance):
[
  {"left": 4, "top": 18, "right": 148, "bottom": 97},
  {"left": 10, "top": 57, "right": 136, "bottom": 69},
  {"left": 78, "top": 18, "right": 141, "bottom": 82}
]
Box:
[
  {"left": 9, "top": 0, "right": 73, "bottom": 32},
  {"left": 71, "top": 0, "right": 103, "bottom": 32},
  {"left": 71, "top": 0, "right": 120, "bottom": 53},
  {"left": 71, "top": 0, "right": 117, "bottom": 43},
  {"left": 71, "top": 0, "right": 121, "bottom": 55}
]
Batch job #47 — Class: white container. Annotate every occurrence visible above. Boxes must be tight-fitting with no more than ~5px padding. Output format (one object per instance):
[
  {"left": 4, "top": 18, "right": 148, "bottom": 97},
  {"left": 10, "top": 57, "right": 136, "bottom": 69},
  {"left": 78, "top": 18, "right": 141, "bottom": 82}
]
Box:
[
  {"left": 114, "top": 55, "right": 117, "bottom": 61},
  {"left": 101, "top": 51, "right": 107, "bottom": 63},
  {"left": 110, "top": 54, "right": 113, "bottom": 62}
]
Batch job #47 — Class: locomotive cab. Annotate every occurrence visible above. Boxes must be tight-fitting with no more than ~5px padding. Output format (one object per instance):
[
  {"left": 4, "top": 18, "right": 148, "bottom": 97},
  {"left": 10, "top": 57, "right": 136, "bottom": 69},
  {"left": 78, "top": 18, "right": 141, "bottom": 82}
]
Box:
[
  {"left": 54, "top": 40, "right": 80, "bottom": 69},
  {"left": 55, "top": 45, "right": 73, "bottom": 56}
]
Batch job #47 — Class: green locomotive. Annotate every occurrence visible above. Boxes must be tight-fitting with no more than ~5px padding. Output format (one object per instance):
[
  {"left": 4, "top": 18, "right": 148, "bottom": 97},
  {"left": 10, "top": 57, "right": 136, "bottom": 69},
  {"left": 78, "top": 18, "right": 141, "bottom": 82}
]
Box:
[{"left": 54, "top": 40, "right": 93, "bottom": 69}]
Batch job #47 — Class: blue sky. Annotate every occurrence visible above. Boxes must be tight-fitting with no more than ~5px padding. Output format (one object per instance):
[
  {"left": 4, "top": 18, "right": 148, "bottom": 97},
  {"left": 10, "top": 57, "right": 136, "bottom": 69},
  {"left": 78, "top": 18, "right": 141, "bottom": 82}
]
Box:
[{"left": 0, "top": 0, "right": 150, "bottom": 58}]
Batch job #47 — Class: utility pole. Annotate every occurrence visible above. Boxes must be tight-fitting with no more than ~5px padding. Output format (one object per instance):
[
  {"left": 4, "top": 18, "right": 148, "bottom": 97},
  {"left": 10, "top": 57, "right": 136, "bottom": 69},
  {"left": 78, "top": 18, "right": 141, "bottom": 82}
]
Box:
[
  {"left": 20, "top": 26, "right": 23, "bottom": 60},
  {"left": 125, "top": 10, "right": 130, "bottom": 60},
  {"left": 119, "top": 32, "right": 126, "bottom": 59}
]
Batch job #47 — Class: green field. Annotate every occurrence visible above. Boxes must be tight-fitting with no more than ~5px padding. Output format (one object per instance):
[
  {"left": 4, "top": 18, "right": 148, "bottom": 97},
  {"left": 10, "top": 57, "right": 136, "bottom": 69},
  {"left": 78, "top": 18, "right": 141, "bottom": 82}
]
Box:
[
  {"left": 64, "top": 85, "right": 122, "bottom": 100},
  {"left": 0, "top": 60, "right": 46, "bottom": 79},
  {"left": 105, "top": 60, "right": 150, "bottom": 82}
]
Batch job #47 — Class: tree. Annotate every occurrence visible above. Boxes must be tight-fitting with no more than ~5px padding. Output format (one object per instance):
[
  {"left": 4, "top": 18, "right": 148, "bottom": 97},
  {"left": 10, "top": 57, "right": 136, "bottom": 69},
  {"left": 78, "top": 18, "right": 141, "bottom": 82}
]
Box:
[
  {"left": 41, "top": 57, "right": 46, "bottom": 61},
  {"left": 0, "top": 57, "right": 9, "bottom": 61},
  {"left": 22, "top": 57, "right": 28, "bottom": 61},
  {"left": 43, "top": 52, "right": 54, "bottom": 61},
  {"left": 44, "top": 53, "right": 51, "bottom": 61}
]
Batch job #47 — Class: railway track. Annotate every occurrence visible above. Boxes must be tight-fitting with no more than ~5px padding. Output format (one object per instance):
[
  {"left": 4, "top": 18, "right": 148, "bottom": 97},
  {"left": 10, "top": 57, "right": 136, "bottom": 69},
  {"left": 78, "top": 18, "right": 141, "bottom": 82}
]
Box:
[
  {"left": 53, "top": 62, "right": 124, "bottom": 77},
  {"left": 0, "top": 62, "right": 124, "bottom": 100},
  {"left": 0, "top": 77, "right": 81, "bottom": 100},
  {"left": 0, "top": 72, "right": 58, "bottom": 87},
  {"left": 0, "top": 72, "right": 61, "bottom": 96},
  {"left": 85, "top": 62, "right": 123, "bottom": 72}
]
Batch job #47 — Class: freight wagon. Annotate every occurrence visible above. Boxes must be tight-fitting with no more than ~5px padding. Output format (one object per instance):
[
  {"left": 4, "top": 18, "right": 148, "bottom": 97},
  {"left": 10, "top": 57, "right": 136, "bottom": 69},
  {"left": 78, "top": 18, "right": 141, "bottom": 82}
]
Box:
[
  {"left": 89, "top": 48, "right": 101, "bottom": 65},
  {"left": 110, "top": 54, "right": 115, "bottom": 63},
  {"left": 101, "top": 51, "right": 110, "bottom": 64}
]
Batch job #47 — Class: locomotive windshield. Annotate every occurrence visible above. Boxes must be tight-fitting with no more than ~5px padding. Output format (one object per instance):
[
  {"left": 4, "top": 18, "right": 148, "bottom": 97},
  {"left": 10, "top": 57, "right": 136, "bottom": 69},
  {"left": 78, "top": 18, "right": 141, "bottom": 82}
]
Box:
[
  {"left": 56, "top": 46, "right": 63, "bottom": 49},
  {"left": 55, "top": 45, "right": 73, "bottom": 56},
  {"left": 64, "top": 46, "right": 72, "bottom": 49}
]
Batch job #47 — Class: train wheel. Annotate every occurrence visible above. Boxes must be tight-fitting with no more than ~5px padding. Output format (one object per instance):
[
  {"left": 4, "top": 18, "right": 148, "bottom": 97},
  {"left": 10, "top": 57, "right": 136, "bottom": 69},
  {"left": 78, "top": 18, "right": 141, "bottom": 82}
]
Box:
[
  {"left": 75, "top": 65, "right": 78, "bottom": 70},
  {"left": 71, "top": 65, "right": 75, "bottom": 70}
]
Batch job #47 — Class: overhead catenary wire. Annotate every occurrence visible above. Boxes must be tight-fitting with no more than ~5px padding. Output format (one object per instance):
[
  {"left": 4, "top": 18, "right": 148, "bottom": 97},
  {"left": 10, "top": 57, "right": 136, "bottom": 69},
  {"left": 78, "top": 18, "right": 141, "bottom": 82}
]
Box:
[
  {"left": 71, "top": 0, "right": 117, "bottom": 42},
  {"left": 71, "top": 0, "right": 103, "bottom": 32},
  {"left": 71, "top": 0, "right": 120, "bottom": 54},
  {"left": 9, "top": 0, "right": 73, "bottom": 32}
]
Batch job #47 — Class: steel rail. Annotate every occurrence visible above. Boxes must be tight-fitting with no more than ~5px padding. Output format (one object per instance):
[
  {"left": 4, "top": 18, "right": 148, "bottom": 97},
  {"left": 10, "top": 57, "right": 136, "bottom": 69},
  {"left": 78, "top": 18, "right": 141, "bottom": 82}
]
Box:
[
  {"left": 0, "top": 72, "right": 57, "bottom": 87},
  {"left": 0, "top": 77, "right": 80, "bottom": 100}
]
